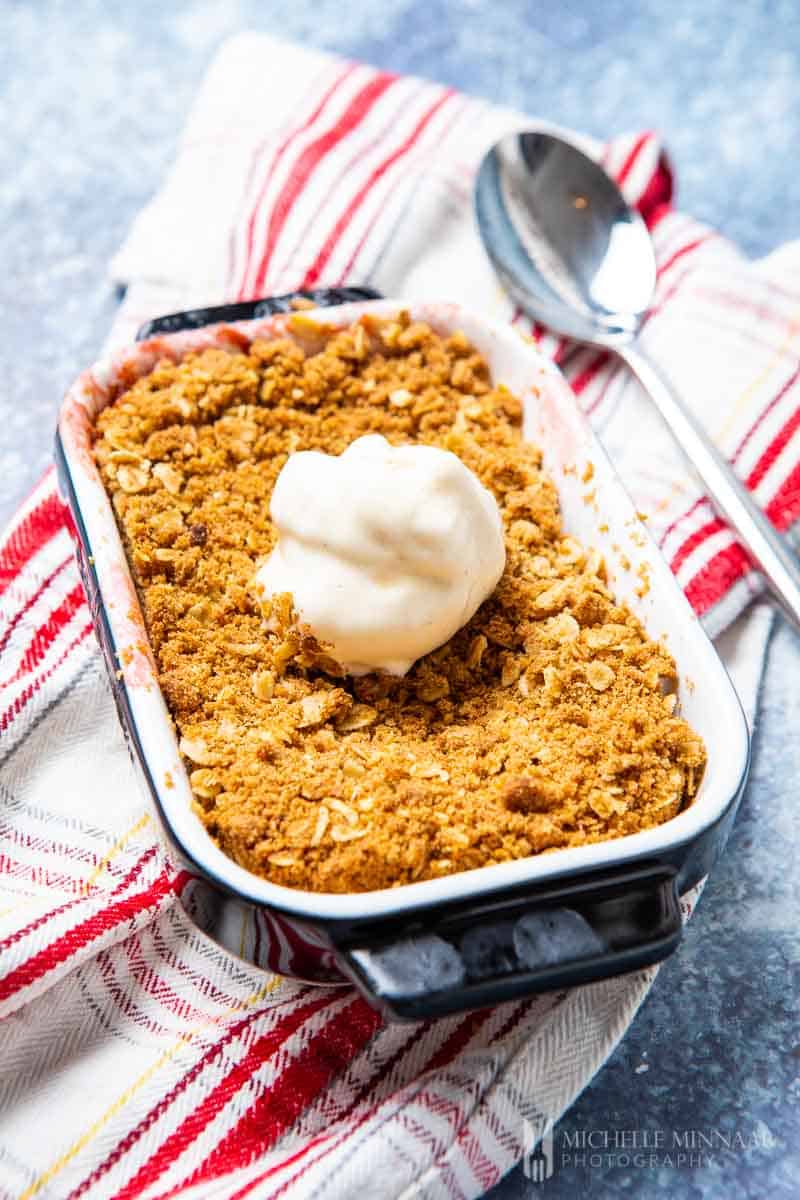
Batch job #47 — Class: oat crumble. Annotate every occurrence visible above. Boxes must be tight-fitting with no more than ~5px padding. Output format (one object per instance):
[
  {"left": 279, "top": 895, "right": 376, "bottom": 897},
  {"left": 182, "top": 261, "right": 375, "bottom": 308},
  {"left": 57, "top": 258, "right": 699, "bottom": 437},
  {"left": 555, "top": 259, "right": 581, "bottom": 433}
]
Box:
[{"left": 93, "top": 313, "right": 706, "bottom": 893}]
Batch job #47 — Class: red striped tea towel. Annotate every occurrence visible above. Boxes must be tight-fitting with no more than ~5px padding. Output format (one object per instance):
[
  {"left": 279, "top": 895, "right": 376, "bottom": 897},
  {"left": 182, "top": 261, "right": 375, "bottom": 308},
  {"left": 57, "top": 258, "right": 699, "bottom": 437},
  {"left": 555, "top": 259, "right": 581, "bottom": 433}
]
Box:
[{"left": 0, "top": 29, "right": 792, "bottom": 1200}]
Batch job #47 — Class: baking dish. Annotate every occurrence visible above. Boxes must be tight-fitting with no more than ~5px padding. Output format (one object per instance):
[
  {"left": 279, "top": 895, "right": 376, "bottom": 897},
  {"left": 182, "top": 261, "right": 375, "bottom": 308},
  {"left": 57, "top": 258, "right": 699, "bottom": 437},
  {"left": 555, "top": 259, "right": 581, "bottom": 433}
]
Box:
[{"left": 55, "top": 289, "right": 750, "bottom": 1021}]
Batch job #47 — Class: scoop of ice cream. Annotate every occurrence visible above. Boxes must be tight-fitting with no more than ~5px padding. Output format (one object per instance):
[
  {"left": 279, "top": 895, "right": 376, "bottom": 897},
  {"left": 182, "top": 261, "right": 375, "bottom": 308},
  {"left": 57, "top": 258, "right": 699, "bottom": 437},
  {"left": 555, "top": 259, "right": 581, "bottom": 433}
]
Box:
[{"left": 255, "top": 434, "right": 506, "bottom": 676}]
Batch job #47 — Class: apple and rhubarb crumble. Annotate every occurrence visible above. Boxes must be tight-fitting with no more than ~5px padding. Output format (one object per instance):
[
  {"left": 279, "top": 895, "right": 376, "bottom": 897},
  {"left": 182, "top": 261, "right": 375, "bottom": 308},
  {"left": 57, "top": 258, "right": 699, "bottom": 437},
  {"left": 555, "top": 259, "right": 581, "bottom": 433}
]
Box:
[{"left": 93, "top": 312, "right": 706, "bottom": 893}]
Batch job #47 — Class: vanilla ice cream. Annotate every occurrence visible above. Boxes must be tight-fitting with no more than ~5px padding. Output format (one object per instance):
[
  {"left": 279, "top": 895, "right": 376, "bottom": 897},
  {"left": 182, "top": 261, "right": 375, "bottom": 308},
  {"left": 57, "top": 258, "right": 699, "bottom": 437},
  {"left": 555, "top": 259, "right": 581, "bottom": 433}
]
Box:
[{"left": 255, "top": 434, "right": 506, "bottom": 676}]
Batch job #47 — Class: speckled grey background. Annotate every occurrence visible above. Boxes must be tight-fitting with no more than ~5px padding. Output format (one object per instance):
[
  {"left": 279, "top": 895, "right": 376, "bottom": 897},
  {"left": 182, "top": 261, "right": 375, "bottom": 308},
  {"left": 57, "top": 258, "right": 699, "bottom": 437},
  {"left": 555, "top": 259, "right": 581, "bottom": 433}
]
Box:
[{"left": 2, "top": 2, "right": 799, "bottom": 1197}]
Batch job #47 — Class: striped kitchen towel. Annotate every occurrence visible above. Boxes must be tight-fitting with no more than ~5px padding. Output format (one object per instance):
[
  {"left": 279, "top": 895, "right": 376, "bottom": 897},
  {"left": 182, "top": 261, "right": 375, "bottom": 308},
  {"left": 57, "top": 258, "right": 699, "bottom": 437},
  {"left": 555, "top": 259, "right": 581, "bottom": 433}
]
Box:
[{"left": 0, "top": 29, "right": 792, "bottom": 1200}]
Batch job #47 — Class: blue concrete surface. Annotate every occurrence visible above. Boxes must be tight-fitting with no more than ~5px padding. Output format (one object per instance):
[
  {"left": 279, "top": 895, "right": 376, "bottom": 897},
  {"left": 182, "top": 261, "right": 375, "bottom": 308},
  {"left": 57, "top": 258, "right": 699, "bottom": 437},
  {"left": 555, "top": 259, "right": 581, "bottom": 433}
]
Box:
[{"left": 1, "top": 2, "right": 798, "bottom": 1196}]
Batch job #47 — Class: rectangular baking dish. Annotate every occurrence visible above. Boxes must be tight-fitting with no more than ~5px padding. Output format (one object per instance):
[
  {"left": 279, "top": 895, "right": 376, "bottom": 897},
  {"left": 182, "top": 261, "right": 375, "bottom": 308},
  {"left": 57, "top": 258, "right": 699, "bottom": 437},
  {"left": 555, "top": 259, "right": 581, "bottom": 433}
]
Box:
[{"left": 55, "top": 291, "right": 750, "bottom": 1020}]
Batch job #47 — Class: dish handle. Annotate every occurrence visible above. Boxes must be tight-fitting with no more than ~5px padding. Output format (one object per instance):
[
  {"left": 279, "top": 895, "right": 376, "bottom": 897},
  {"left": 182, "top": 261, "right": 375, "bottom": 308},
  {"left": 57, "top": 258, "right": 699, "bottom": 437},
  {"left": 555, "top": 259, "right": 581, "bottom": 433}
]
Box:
[
  {"left": 333, "top": 863, "right": 682, "bottom": 1021},
  {"left": 135, "top": 286, "right": 383, "bottom": 340}
]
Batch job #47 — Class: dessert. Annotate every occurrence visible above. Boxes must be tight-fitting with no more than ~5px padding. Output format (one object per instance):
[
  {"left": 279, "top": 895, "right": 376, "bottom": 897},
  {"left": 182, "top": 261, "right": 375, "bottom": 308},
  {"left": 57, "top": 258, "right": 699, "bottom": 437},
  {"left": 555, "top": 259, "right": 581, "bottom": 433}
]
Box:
[
  {"left": 93, "top": 312, "right": 706, "bottom": 894},
  {"left": 255, "top": 433, "right": 506, "bottom": 675}
]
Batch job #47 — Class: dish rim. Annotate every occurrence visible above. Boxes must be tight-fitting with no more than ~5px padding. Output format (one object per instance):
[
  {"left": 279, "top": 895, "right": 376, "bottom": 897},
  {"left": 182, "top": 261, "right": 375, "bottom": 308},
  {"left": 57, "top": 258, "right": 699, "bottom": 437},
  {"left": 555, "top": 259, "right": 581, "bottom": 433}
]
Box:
[{"left": 56, "top": 297, "right": 750, "bottom": 922}]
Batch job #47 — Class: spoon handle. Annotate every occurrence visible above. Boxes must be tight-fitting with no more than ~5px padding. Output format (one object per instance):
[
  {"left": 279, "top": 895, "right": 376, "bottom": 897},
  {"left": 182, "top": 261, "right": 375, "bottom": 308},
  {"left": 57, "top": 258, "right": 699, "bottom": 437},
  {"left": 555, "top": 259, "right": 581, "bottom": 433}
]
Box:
[{"left": 619, "top": 343, "right": 800, "bottom": 634}]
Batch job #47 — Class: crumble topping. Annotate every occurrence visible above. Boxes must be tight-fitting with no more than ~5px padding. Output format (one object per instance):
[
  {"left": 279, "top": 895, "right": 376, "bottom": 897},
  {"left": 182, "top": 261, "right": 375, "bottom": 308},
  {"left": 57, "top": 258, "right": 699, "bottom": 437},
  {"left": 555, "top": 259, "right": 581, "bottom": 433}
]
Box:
[{"left": 93, "top": 313, "right": 706, "bottom": 893}]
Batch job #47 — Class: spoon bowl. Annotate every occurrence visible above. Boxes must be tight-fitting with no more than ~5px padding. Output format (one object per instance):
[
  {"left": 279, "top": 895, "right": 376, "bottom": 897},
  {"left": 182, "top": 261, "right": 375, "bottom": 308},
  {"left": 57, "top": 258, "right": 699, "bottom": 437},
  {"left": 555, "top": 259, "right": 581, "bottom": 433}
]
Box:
[
  {"left": 476, "top": 132, "right": 655, "bottom": 342},
  {"left": 475, "top": 130, "right": 800, "bottom": 634}
]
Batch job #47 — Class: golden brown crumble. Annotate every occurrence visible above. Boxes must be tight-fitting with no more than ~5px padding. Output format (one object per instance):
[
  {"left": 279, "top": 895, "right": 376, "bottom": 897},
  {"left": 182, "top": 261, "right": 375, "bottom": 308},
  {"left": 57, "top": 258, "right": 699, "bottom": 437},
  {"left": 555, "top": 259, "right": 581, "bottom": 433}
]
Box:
[{"left": 93, "top": 313, "right": 706, "bottom": 893}]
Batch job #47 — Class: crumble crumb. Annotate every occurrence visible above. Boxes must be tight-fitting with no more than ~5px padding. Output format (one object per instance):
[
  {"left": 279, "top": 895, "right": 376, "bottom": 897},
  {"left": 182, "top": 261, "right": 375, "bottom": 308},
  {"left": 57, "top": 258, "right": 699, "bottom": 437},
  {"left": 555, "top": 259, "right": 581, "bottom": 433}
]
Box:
[{"left": 93, "top": 313, "right": 706, "bottom": 893}]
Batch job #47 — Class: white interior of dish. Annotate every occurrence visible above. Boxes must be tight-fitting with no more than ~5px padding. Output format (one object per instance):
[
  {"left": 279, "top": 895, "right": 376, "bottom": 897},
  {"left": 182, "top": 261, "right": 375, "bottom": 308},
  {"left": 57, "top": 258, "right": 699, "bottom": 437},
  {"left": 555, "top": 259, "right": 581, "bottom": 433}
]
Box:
[{"left": 58, "top": 300, "right": 749, "bottom": 920}]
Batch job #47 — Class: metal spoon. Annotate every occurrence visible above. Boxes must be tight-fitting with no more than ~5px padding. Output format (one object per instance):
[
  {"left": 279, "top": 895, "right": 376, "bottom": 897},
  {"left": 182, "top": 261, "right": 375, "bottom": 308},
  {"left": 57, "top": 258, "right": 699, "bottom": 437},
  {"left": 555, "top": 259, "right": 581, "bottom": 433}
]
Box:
[{"left": 475, "top": 130, "right": 800, "bottom": 633}]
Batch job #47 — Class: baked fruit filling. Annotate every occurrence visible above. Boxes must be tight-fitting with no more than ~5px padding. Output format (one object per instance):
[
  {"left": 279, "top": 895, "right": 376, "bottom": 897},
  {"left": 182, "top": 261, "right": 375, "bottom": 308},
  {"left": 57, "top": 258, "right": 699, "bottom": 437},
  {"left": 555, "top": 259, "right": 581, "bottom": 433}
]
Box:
[{"left": 93, "top": 312, "right": 706, "bottom": 893}]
